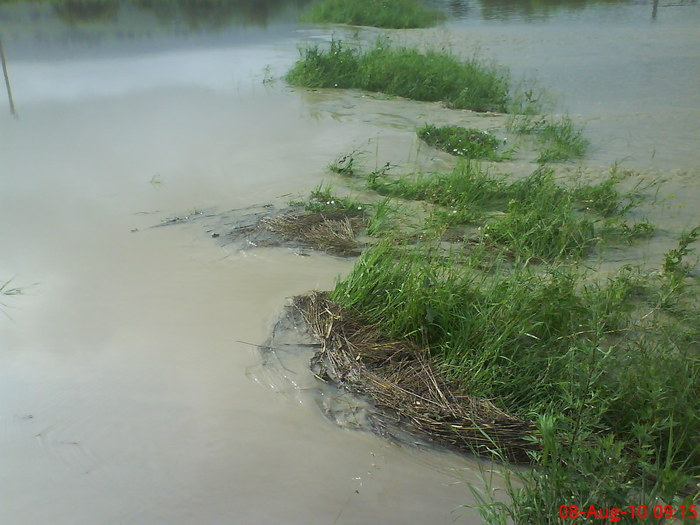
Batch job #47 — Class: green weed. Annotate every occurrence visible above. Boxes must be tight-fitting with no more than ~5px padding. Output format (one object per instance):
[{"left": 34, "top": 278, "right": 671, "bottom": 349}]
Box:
[
  {"left": 366, "top": 197, "right": 399, "bottom": 237},
  {"left": 600, "top": 219, "right": 655, "bottom": 244},
  {"left": 507, "top": 114, "right": 589, "bottom": 163},
  {"left": 0, "top": 278, "right": 24, "bottom": 317},
  {"left": 286, "top": 39, "right": 511, "bottom": 112},
  {"left": 417, "top": 124, "right": 504, "bottom": 160},
  {"left": 664, "top": 225, "right": 700, "bottom": 277},
  {"left": 301, "top": 0, "right": 445, "bottom": 29},
  {"left": 483, "top": 175, "right": 596, "bottom": 261},
  {"left": 367, "top": 160, "right": 506, "bottom": 217},
  {"left": 536, "top": 116, "right": 590, "bottom": 163},
  {"left": 291, "top": 183, "right": 366, "bottom": 214},
  {"left": 506, "top": 113, "right": 547, "bottom": 135},
  {"left": 366, "top": 164, "right": 652, "bottom": 261}
]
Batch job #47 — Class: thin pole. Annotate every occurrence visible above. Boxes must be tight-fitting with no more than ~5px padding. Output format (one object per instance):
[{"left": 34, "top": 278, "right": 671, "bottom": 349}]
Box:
[{"left": 0, "top": 36, "right": 18, "bottom": 118}]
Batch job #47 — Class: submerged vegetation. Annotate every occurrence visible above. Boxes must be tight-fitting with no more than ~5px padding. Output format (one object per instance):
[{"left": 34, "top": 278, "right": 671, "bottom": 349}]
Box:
[
  {"left": 0, "top": 279, "right": 24, "bottom": 316},
  {"left": 367, "top": 162, "right": 653, "bottom": 262},
  {"left": 286, "top": 39, "right": 510, "bottom": 112},
  {"left": 508, "top": 114, "right": 590, "bottom": 162},
  {"left": 301, "top": 0, "right": 444, "bottom": 28}
]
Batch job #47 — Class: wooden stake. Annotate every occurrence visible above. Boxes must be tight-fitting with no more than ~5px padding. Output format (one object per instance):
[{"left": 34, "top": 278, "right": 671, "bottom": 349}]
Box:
[{"left": 0, "top": 36, "right": 18, "bottom": 118}]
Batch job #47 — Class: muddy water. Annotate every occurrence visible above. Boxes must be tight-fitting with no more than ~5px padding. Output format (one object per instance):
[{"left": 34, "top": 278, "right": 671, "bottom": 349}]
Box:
[
  {"left": 0, "top": 9, "right": 489, "bottom": 525},
  {"left": 1, "top": 1, "right": 698, "bottom": 524}
]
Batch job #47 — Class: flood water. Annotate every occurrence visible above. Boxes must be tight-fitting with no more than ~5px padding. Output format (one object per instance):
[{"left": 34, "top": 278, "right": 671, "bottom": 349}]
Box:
[{"left": 1, "top": 1, "right": 698, "bottom": 524}]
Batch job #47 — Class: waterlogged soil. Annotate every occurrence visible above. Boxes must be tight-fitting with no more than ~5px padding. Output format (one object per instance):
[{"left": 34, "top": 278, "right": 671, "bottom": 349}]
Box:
[{"left": 1, "top": 1, "right": 699, "bottom": 524}]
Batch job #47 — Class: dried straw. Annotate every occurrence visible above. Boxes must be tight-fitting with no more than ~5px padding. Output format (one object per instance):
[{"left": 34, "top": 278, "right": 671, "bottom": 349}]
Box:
[
  {"left": 262, "top": 210, "right": 365, "bottom": 256},
  {"left": 295, "top": 291, "right": 538, "bottom": 462}
]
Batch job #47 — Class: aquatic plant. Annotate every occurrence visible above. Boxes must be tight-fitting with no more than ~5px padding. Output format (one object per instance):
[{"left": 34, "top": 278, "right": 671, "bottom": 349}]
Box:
[
  {"left": 301, "top": 0, "right": 445, "bottom": 29},
  {"left": 366, "top": 197, "right": 400, "bottom": 237},
  {"left": 286, "top": 39, "right": 510, "bottom": 112},
  {"left": 417, "top": 124, "right": 504, "bottom": 160},
  {"left": 0, "top": 279, "right": 22, "bottom": 298},
  {"left": 507, "top": 113, "right": 589, "bottom": 163}
]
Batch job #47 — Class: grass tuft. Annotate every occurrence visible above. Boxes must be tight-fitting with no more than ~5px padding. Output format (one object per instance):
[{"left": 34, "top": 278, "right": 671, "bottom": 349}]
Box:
[
  {"left": 301, "top": 0, "right": 445, "bottom": 29},
  {"left": 366, "top": 164, "right": 650, "bottom": 261},
  {"left": 507, "top": 114, "right": 589, "bottom": 163},
  {"left": 417, "top": 124, "right": 504, "bottom": 160},
  {"left": 286, "top": 39, "right": 511, "bottom": 113},
  {"left": 291, "top": 183, "right": 366, "bottom": 214},
  {"left": 536, "top": 116, "right": 590, "bottom": 163},
  {"left": 483, "top": 170, "right": 596, "bottom": 261}
]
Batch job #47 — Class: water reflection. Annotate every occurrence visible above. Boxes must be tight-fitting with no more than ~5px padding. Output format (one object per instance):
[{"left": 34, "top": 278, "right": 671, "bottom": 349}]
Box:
[
  {"left": 131, "top": 0, "right": 311, "bottom": 29},
  {"left": 53, "top": 0, "right": 120, "bottom": 26},
  {"left": 1, "top": 0, "right": 312, "bottom": 31},
  {"left": 434, "top": 0, "right": 634, "bottom": 20}
]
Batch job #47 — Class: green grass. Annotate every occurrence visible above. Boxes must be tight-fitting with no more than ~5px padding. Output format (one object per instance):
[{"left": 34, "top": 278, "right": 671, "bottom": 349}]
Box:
[
  {"left": 286, "top": 39, "right": 511, "bottom": 112},
  {"left": 332, "top": 241, "right": 700, "bottom": 519},
  {"left": 366, "top": 164, "right": 650, "bottom": 261},
  {"left": 366, "top": 197, "right": 400, "bottom": 237},
  {"left": 664, "top": 225, "right": 700, "bottom": 276},
  {"left": 417, "top": 124, "right": 504, "bottom": 160},
  {"left": 537, "top": 117, "right": 590, "bottom": 163},
  {"left": 301, "top": 0, "right": 444, "bottom": 29},
  {"left": 291, "top": 183, "right": 366, "bottom": 214},
  {"left": 367, "top": 160, "right": 507, "bottom": 212},
  {"left": 507, "top": 114, "right": 589, "bottom": 163},
  {"left": 482, "top": 170, "right": 596, "bottom": 261}
]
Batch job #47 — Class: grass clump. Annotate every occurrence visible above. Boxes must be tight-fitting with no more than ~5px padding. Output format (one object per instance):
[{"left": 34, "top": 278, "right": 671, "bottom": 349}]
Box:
[
  {"left": 367, "top": 164, "right": 650, "bottom": 261},
  {"left": 417, "top": 124, "right": 504, "bottom": 160},
  {"left": 0, "top": 279, "right": 22, "bottom": 297},
  {"left": 1, "top": 278, "right": 24, "bottom": 317},
  {"left": 331, "top": 242, "right": 700, "bottom": 515},
  {"left": 507, "top": 114, "right": 589, "bottom": 163},
  {"left": 302, "top": 0, "right": 444, "bottom": 29},
  {"left": 286, "top": 39, "right": 510, "bottom": 112},
  {"left": 537, "top": 117, "right": 590, "bottom": 163},
  {"left": 664, "top": 224, "right": 700, "bottom": 276},
  {"left": 368, "top": 160, "right": 506, "bottom": 214},
  {"left": 292, "top": 183, "right": 366, "bottom": 215},
  {"left": 483, "top": 170, "right": 596, "bottom": 261},
  {"left": 280, "top": 184, "right": 369, "bottom": 255}
]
